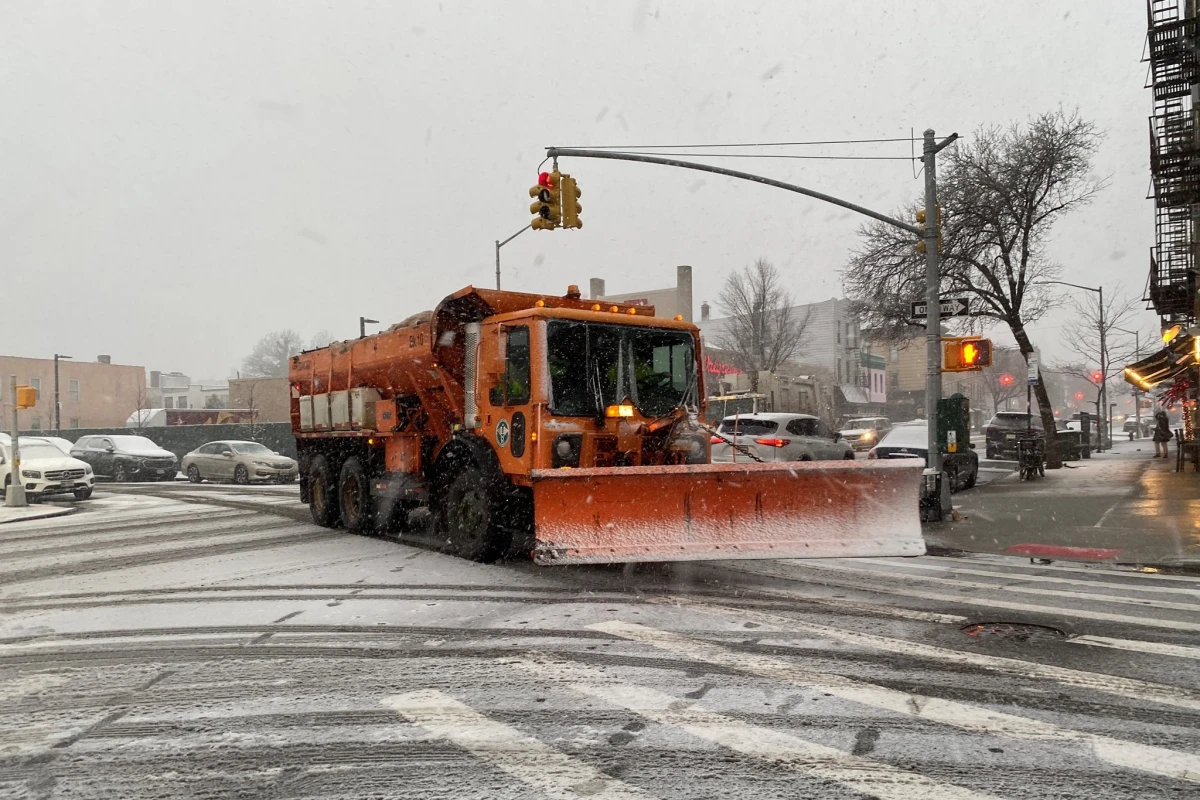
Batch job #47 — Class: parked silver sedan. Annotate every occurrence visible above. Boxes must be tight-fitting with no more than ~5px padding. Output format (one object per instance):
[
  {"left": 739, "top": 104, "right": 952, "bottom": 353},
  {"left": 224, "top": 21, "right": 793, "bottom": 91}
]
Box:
[
  {"left": 710, "top": 413, "right": 855, "bottom": 463},
  {"left": 182, "top": 441, "right": 298, "bottom": 484}
]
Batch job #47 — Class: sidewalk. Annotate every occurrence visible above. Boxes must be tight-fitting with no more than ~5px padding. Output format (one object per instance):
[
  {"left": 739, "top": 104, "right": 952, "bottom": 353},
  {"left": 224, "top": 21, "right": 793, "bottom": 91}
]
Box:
[
  {"left": 925, "top": 439, "right": 1200, "bottom": 570},
  {"left": 0, "top": 503, "right": 75, "bottom": 525}
]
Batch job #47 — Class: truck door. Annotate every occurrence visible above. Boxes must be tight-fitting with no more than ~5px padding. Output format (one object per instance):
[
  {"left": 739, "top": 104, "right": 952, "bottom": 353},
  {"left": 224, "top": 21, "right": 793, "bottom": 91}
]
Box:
[{"left": 487, "top": 324, "right": 534, "bottom": 473}]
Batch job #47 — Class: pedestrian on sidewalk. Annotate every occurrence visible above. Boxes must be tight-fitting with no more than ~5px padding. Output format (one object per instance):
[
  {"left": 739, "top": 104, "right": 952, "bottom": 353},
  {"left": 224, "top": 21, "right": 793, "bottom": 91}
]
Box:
[{"left": 1152, "top": 406, "right": 1171, "bottom": 458}]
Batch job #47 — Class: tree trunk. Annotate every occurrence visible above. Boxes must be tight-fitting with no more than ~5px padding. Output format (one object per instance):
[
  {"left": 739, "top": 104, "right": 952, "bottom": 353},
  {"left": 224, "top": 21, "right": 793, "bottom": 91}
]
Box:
[{"left": 1011, "top": 322, "right": 1062, "bottom": 469}]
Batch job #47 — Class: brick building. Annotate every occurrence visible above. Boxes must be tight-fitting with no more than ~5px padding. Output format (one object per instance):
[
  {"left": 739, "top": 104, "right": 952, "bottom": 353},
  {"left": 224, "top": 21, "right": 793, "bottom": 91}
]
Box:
[{"left": 0, "top": 355, "right": 146, "bottom": 431}]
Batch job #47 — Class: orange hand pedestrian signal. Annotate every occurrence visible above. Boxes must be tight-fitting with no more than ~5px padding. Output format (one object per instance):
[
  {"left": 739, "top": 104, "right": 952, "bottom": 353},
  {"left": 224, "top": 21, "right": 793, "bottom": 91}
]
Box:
[{"left": 942, "top": 337, "right": 992, "bottom": 372}]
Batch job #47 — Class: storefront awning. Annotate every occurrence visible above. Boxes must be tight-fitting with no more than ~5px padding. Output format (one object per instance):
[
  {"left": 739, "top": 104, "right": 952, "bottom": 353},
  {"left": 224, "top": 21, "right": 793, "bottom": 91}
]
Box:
[{"left": 1124, "top": 333, "right": 1198, "bottom": 390}]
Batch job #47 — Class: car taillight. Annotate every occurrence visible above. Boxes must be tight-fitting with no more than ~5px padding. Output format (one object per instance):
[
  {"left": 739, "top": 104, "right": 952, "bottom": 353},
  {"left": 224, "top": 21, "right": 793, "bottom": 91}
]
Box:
[
  {"left": 867, "top": 449, "right": 878, "bottom": 459},
  {"left": 985, "top": 426, "right": 998, "bottom": 436},
  {"left": 710, "top": 435, "right": 724, "bottom": 444},
  {"left": 754, "top": 438, "right": 791, "bottom": 448}
]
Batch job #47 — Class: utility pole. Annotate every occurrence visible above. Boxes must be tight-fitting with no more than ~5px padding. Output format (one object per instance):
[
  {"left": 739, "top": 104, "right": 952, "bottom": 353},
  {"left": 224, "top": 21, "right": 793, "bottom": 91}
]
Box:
[
  {"left": 1097, "top": 285, "right": 1107, "bottom": 449},
  {"left": 1113, "top": 326, "right": 1140, "bottom": 438},
  {"left": 54, "top": 354, "right": 72, "bottom": 433},
  {"left": 5, "top": 376, "right": 27, "bottom": 508},
  {"left": 359, "top": 317, "right": 379, "bottom": 339},
  {"left": 495, "top": 224, "right": 532, "bottom": 290},
  {"left": 922, "top": 129, "right": 958, "bottom": 519}
]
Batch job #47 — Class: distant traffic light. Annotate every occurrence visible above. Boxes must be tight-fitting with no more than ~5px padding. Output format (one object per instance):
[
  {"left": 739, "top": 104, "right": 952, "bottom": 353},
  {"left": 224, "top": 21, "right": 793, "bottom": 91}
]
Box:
[
  {"left": 942, "top": 337, "right": 992, "bottom": 372},
  {"left": 1091, "top": 370, "right": 1103, "bottom": 383},
  {"left": 999, "top": 373, "right": 1014, "bottom": 387},
  {"left": 529, "top": 171, "right": 561, "bottom": 230},
  {"left": 915, "top": 205, "right": 943, "bottom": 254},
  {"left": 560, "top": 173, "right": 582, "bottom": 229},
  {"left": 1075, "top": 391, "right": 1085, "bottom": 401}
]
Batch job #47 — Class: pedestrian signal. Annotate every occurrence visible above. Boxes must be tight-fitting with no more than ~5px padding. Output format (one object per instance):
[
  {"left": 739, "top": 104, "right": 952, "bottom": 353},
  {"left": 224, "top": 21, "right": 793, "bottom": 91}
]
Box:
[{"left": 942, "top": 337, "right": 991, "bottom": 372}]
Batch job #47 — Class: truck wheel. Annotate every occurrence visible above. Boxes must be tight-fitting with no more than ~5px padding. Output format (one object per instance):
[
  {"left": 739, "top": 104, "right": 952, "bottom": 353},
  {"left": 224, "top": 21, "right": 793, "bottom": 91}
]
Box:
[
  {"left": 439, "top": 463, "right": 503, "bottom": 562},
  {"left": 308, "top": 455, "right": 339, "bottom": 528},
  {"left": 338, "top": 457, "right": 373, "bottom": 533}
]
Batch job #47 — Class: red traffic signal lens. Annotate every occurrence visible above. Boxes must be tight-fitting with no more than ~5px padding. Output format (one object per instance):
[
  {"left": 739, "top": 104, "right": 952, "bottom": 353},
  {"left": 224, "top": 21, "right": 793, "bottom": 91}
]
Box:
[
  {"left": 538, "top": 171, "right": 554, "bottom": 188},
  {"left": 999, "top": 374, "right": 1013, "bottom": 386},
  {"left": 1075, "top": 392, "right": 1085, "bottom": 401},
  {"left": 1091, "top": 371, "right": 1103, "bottom": 382}
]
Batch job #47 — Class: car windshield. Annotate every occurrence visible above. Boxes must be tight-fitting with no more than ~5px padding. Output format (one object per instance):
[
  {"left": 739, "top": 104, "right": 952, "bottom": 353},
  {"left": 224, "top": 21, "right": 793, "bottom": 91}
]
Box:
[
  {"left": 717, "top": 418, "right": 778, "bottom": 436},
  {"left": 231, "top": 442, "right": 273, "bottom": 455},
  {"left": 110, "top": 436, "right": 161, "bottom": 449},
  {"left": 547, "top": 320, "right": 696, "bottom": 417},
  {"left": 990, "top": 415, "right": 1043, "bottom": 430},
  {"left": 846, "top": 418, "right": 882, "bottom": 429},
  {"left": 16, "top": 442, "right": 65, "bottom": 459},
  {"left": 878, "top": 425, "right": 928, "bottom": 448}
]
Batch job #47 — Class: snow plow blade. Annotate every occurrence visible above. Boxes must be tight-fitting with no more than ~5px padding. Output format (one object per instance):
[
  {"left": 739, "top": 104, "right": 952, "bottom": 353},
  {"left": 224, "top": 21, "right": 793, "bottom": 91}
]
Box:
[{"left": 529, "top": 460, "right": 926, "bottom": 565}]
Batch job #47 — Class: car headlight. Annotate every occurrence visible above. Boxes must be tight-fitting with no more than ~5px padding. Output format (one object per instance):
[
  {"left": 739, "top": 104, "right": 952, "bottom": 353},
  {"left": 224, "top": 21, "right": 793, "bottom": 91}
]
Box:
[
  {"left": 863, "top": 430, "right": 875, "bottom": 440},
  {"left": 84, "top": 465, "right": 92, "bottom": 475},
  {"left": 22, "top": 470, "right": 41, "bottom": 478},
  {"left": 252, "top": 460, "right": 271, "bottom": 467}
]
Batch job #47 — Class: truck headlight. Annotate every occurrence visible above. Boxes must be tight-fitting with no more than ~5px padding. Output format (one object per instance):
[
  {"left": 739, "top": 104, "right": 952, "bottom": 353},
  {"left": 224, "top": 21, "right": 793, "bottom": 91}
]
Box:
[{"left": 552, "top": 434, "right": 582, "bottom": 468}]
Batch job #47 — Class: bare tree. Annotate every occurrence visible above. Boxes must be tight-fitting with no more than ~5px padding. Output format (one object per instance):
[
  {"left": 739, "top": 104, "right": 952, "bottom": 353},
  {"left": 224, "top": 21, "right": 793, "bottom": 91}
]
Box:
[
  {"left": 842, "top": 110, "right": 1106, "bottom": 467},
  {"left": 1054, "top": 289, "right": 1146, "bottom": 432},
  {"left": 242, "top": 330, "right": 305, "bottom": 378},
  {"left": 713, "top": 259, "right": 811, "bottom": 392},
  {"left": 129, "top": 384, "right": 151, "bottom": 431},
  {"left": 309, "top": 330, "right": 334, "bottom": 350},
  {"left": 204, "top": 394, "right": 223, "bottom": 409},
  {"left": 979, "top": 346, "right": 1027, "bottom": 413}
]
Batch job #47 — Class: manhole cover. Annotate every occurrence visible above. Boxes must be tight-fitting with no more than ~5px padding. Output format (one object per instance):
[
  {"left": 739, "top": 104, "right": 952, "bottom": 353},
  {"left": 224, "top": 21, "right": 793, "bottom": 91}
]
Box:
[{"left": 960, "top": 622, "right": 1066, "bottom": 642}]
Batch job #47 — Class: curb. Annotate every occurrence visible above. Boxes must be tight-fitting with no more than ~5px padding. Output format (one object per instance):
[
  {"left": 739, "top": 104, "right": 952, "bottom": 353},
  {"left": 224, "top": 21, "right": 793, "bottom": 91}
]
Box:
[{"left": 0, "top": 506, "right": 76, "bottom": 525}]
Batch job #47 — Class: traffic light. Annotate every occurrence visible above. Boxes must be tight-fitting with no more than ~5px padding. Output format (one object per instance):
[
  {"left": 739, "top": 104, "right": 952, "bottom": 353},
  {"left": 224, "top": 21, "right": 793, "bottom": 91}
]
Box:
[
  {"left": 1091, "top": 370, "right": 1103, "bottom": 383},
  {"left": 915, "top": 205, "right": 943, "bottom": 254},
  {"left": 942, "top": 337, "right": 992, "bottom": 372},
  {"left": 529, "top": 171, "right": 561, "bottom": 230},
  {"left": 999, "top": 373, "right": 1014, "bottom": 387},
  {"left": 1075, "top": 391, "right": 1085, "bottom": 401},
  {"left": 560, "top": 173, "right": 582, "bottom": 229}
]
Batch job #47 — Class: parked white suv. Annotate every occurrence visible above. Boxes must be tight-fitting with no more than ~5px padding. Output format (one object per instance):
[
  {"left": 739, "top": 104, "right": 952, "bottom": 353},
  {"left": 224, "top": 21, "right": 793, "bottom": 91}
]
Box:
[
  {"left": 839, "top": 416, "right": 894, "bottom": 452},
  {"left": 0, "top": 437, "right": 95, "bottom": 501}
]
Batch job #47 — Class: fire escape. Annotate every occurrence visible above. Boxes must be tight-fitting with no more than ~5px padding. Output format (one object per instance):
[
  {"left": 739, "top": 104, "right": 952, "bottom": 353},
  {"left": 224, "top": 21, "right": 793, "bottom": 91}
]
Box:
[{"left": 1147, "top": 0, "right": 1200, "bottom": 324}]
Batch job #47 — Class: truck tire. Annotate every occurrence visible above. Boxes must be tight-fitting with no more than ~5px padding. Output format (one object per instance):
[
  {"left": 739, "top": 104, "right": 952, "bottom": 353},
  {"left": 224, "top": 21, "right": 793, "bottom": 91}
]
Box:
[
  {"left": 308, "top": 455, "right": 339, "bottom": 528},
  {"left": 439, "top": 463, "right": 504, "bottom": 562},
  {"left": 338, "top": 457, "right": 373, "bottom": 533}
]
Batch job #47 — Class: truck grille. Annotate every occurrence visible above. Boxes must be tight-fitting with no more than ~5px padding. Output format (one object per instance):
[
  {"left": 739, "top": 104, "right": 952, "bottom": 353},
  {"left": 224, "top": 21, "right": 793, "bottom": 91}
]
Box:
[{"left": 45, "top": 469, "right": 85, "bottom": 480}]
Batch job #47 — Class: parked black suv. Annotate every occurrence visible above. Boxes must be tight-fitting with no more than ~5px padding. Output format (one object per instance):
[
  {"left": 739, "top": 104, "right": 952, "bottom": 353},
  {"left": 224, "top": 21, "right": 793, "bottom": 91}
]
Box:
[
  {"left": 984, "top": 412, "right": 1044, "bottom": 459},
  {"left": 71, "top": 435, "right": 178, "bottom": 482}
]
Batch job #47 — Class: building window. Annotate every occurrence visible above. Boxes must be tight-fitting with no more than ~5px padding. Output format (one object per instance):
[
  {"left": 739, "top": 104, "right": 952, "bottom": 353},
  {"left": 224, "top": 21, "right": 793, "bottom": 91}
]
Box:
[
  {"left": 836, "top": 358, "right": 843, "bottom": 382},
  {"left": 178, "top": 397, "right": 188, "bottom": 409},
  {"left": 890, "top": 345, "right": 899, "bottom": 362},
  {"left": 164, "top": 396, "right": 174, "bottom": 409},
  {"left": 69, "top": 379, "right": 80, "bottom": 402},
  {"left": 30, "top": 377, "right": 41, "bottom": 401},
  {"left": 836, "top": 325, "right": 841, "bottom": 344},
  {"left": 69, "top": 418, "right": 80, "bottom": 429},
  {"left": 30, "top": 417, "right": 42, "bottom": 430}
]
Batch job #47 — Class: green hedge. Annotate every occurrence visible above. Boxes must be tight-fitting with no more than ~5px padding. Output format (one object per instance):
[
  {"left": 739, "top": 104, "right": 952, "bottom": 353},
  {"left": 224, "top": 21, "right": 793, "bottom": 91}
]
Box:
[{"left": 20, "top": 423, "right": 296, "bottom": 461}]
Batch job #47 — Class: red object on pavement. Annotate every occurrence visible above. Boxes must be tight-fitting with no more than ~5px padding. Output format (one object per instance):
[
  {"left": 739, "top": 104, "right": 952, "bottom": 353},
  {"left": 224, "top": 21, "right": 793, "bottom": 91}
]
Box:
[{"left": 1005, "top": 543, "right": 1122, "bottom": 560}]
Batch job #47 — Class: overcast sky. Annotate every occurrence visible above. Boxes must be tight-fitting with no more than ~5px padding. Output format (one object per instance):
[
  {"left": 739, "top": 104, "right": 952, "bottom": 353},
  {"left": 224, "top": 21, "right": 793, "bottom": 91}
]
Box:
[{"left": 2, "top": 1, "right": 1152, "bottom": 380}]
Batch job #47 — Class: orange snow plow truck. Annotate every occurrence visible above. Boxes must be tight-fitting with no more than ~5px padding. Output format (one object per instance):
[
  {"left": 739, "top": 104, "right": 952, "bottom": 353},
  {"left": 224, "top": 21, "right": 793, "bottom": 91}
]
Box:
[{"left": 289, "top": 285, "right": 925, "bottom": 565}]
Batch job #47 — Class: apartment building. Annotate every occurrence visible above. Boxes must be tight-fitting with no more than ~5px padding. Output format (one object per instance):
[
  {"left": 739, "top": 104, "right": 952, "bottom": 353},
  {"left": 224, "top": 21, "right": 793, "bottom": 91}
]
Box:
[{"left": 0, "top": 355, "right": 146, "bottom": 431}]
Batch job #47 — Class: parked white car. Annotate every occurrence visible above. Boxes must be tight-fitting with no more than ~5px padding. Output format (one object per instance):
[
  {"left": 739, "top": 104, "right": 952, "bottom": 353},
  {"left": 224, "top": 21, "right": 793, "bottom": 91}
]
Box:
[
  {"left": 711, "top": 413, "right": 854, "bottom": 463},
  {"left": 0, "top": 438, "right": 95, "bottom": 501}
]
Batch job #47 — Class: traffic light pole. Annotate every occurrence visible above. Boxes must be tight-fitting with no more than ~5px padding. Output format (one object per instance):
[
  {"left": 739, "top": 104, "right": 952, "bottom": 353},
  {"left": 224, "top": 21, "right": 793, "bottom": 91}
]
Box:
[{"left": 495, "top": 224, "right": 532, "bottom": 290}]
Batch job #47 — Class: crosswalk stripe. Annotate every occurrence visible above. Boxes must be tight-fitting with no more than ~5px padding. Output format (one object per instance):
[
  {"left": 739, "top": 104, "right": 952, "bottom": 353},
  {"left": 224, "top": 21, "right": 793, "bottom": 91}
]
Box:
[
  {"left": 657, "top": 598, "right": 1200, "bottom": 711},
  {"left": 857, "top": 558, "right": 1200, "bottom": 597},
  {"left": 785, "top": 561, "right": 1200, "bottom": 613},
  {"left": 590, "top": 620, "right": 1200, "bottom": 784},
  {"left": 515, "top": 657, "right": 1004, "bottom": 800},
  {"left": 722, "top": 561, "right": 1200, "bottom": 633},
  {"left": 1068, "top": 634, "right": 1200, "bottom": 661},
  {"left": 382, "top": 690, "right": 657, "bottom": 799},
  {"left": 933, "top": 556, "right": 1200, "bottom": 584}
]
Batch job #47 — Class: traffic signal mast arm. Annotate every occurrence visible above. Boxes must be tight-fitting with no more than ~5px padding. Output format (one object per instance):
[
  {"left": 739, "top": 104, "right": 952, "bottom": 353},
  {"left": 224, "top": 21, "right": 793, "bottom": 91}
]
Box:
[{"left": 544, "top": 147, "right": 925, "bottom": 237}]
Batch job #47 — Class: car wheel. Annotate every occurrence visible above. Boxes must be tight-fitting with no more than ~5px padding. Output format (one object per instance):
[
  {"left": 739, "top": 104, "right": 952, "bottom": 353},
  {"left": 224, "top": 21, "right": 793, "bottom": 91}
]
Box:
[
  {"left": 438, "top": 462, "right": 505, "bottom": 562},
  {"left": 797, "top": 454, "right": 813, "bottom": 462},
  {"left": 113, "top": 462, "right": 129, "bottom": 482},
  {"left": 843, "top": 450, "right": 855, "bottom": 460},
  {"left": 338, "top": 457, "right": 373, "bottom": 533},
  {"left": 187, "top": 465, "right": 202, "bottom": 484},
  {"left": 74, "top": 486, "right": 93, "bottom": 501},
  {"left": 233, "top": 465, "right": 250, "bottom": 485},
  {"left": 308, "top": 455, "right": 339, "bottom": 527},
  {"left": 964, "top": 466, "right": 977, "bottom": 489}
]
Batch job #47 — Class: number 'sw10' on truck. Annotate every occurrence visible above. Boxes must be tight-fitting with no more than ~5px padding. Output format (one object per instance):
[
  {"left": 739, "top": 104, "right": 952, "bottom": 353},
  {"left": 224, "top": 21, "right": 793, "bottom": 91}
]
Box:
[{"left": 289, "top": 285, "right": 924, "bottom": 564}]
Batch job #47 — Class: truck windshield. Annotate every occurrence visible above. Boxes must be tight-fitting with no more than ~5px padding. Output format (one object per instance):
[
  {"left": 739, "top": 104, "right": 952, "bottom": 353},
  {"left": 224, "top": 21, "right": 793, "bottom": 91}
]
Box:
[{"left": 547, "top": 320, "right": 695, "bottom": 417}]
